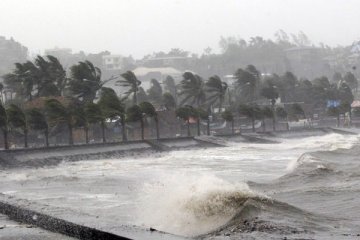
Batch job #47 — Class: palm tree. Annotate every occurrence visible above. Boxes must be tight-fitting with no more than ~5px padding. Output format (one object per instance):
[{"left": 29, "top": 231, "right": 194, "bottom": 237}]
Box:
[
  {"left": 327, "top": 106, "right": 340, "bottom": 127},
  {"left": 260, "top": 107, "right": 273, "bottom": 132},
  {"left": 147, "top": 79, "right": 163, "bottom": 104},
  {"left": 235, "top": 66, "right": 260, "bottom": 132},
  {"left": 139, "top": 102, "right": 159, "bottom": 139},
  {"left": 7, "top": 104, "right": 28, "bottom": 148},
  {"left": 68, "top": 61, "right": 102, "bottom": 103},
  {"left": 98, "top": 87, "right": 127, "bottom": 141},
  {"left": 45, "top": 99, "right": 76, "bottom": 145},
  {"left": 221, "top": 109, "right": 234, "bottom": 134},
  {"left": 164, "top": 75, "right": 177, "bottom": 102},
  {"left": 85, "top": 103, "right": 106, "bottom": 143},
  {"left": 289, "top": 103, "right": 306, "bottom": 120},
  {"left": 34, "top": 55, "right": 64, "bottom": 97},
  {"left": 197, "top": 108, "right": 210, "bottom": 136},
  {"left": 126, "top": 105, "right": 144, "bottom": 140},
  {"left": 343, "top": 72, "right": 357, "bottom": 92},
  {"left": 206, "top": 75, "right": 228, "bottom": 113},
  {"left": 3, "top": 61, "right": 37, "bottom": 101},
  {"left": 179, "top": 72, "right": 206, "bottom": 107},
  {"left": 163, "top": 93, "right": 176, "bottom": 110},
  {"left": 261, "top": 80, "right": 279, "bottom": 131},
  {"left": 46, "top": 55, "right": 67, "bottom": 96},
  {"left": 276, "top": 107, "right": 289, "bottom": 130},
  {"left": 0, "top": 104, "right": 9, "bottom": 149},
  {"left": 234, "top": 67, "right": 258, "bottom": 102},
  {"left": 27, "top": 108, "right": 49, "bottom": 147},
  {"left": 238, "top": 104, "right": 261, "bottom": 132},
  {"left": 118, "top": 71, "right": 141, "bottom": 105},
  {"left": 176, "top": 105, "right": 197, "bottom": 137}
]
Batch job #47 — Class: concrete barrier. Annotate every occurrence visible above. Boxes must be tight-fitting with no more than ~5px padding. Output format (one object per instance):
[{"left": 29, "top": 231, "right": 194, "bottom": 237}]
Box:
[{"left": 0, "top": 194, "right": 186, "bottom": 240}]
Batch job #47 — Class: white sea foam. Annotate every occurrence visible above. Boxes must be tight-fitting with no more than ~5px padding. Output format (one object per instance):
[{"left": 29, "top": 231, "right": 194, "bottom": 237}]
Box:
[{"left": 135, "top": 172, "right": 259, "bottom": 236}]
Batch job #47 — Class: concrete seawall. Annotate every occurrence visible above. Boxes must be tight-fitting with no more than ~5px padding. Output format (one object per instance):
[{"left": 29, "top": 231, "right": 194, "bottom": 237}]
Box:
[
  {"left": 0, "top": 194, "right": 186, "bottom": 240},
  {"left": 0, "top": 137, "right": 223, "bottom": 169}
]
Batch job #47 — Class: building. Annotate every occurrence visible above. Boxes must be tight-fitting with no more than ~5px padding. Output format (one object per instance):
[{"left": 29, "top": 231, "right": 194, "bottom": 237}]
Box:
[
  {"left": 140, "top": 56, "right": 194, "bottom": 71},
  {"left": 102, "top": 55, "right": 124, "bottom": 71},
  {"left": 0, "top": 36, "right": 28, "bottom": 76},
  {"left": 132, "top": 66, "right": 182, "bottom": 89}
]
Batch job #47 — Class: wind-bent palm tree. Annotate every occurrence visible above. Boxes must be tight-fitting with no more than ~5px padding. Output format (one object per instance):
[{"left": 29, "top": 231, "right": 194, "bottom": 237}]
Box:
[
  {"left": 164, "top": 75, "right": 177, "bottom": 103},
  {"left": 34, "top": 55, "right": 65, "bottom": 97},
  {"left": 235, "top": 66, "right": 260, "bottom": 132},
  {"left": 46, "top": 55, "right": 68, "bottom": 96},
  {"left": 221, "top": 109, "right": 235, "bottom": 134},
  {"left": 147, "top": 79, "right": 163, "bottom": 104},
  {"left": 176, "top": 105, "right": 197, "bottom": 137},
  {"left": 98, "top": 87, "right": 127, "bottom": 141},
  {"left": 85, "top": 103, "right": 106, "bottom": 143},
  {"left": 45, "top": 99, "right": 76, "bottom": 145},
  {"left": 68, "top": 61, "right": 102, "bottom": 103},
  {"left": 198, "top": 108, "right": 211, "bottom": 136},
  {"left": 261, "top": 80, "right": 279, "bottom": 131},
  {"left": 234, "top": 66, "right": 259, "bottom": 103},
  {"left": 163, "top": 93, "right": 176, "bottom": 110},
  {"left": 238, "top": 104, "right": 261, "bottom": 132},
  {"left": 126, "top": 105, "right": 144, "bottom": 140},
  {"left": 206, "top": 75, "right": 228, "bottom": 113},
  {"left": 179, "top": 72, "right": 206, "bottom": 107},
  {"left": 3, "top": 61, "right": 37, "bottom": 101},
  {"left": 139, "top": 102, "right": 159, "bottom": 139},
  {"left": 7, "top": 104, "right": 28, "bottom": 148},
  {"left": 118, "top": 71, "right": 141, "bottom": 105},
  {"left": 260, "top": 107, "right": 273, "bottom": 132},
  {"left": 27, "top": 108, "right": 49, "bottom": 147},
  {"left": 0, "top": 104, "right": 9, "bottom": 149},
  {"left": 276, "top": 107, "right": 289, "bottom": 130}
]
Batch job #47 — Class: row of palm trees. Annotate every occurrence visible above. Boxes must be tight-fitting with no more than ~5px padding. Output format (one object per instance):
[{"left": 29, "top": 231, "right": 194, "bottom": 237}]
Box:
[
  {"left": 0, "top": 87, "right": 163, "bottom": 149},
  {"left": 1, "top": 55, "right": 356, "bottom": 149}
]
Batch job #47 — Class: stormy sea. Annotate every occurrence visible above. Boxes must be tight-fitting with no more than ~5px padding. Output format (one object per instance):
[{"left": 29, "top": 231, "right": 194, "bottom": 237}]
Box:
[{"left": 0, "top": 132, "right": 360, "bottom": 239}]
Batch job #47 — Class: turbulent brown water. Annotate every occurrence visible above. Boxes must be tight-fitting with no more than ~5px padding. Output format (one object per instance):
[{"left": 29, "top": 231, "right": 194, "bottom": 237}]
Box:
[{"left": 0, "top": 133, "right": 360, "bottom": 239}]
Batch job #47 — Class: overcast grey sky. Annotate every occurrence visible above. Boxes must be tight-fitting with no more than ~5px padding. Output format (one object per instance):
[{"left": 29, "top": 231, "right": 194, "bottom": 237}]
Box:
[{"left": 0, "top": 0, "right": 359, "bottom": 58}]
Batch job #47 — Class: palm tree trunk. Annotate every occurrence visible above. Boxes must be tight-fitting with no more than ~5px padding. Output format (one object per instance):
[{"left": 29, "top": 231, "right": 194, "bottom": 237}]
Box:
[
  {"left": 24, "top": 128, "right": 28, "bottom": 148},
  {"left": 121, "top": 117, "right": 127, "bottom": 142},
  {"left": 197, "top": 118, "right": 200, "bottom": 136},
  {"left": 272, "top": 102, "right": 276, "bottom": 131},
  {"left": 84, "top": 126, "right": 89, "bottom": 144},
  {"left": 155, "top": 116, "right": 160, "bottom": 139},
  {"left": 68, "top": 124, "right": 73, "bottom": 145},
  {"left": 45, "top": 127, "right": 49, "bottom": 147},
  {"left": 140, "top": 118, "right": 144, "bottom": 140},
  {"left": 207, "top": 118, "right": 210, "bottom": 135},
  {"left": 187, "top": 120, "right": 191, "bottom": 137},
  {"left": 3, "top": 129, "right": 8, "bottom": 150},
  {"left": 101, "top": 121, "right": 106, "bottom": 143},
  {"left": 349, "top": 106, "right": 352, "bottom": 127}
]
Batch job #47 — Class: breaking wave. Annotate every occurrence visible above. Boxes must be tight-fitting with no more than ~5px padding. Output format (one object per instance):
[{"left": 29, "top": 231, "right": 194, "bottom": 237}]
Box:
[{"left": 135, "top": 173, "right": 264, "bottom": 236}]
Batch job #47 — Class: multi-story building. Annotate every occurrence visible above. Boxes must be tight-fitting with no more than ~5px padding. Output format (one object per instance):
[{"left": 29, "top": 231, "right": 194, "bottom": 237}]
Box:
[
  {"left": 102, "top": 55, "right": 124, "bottom": 71},
  {"left": 0, "top": 36, "right": 28, "bottom": 76}
]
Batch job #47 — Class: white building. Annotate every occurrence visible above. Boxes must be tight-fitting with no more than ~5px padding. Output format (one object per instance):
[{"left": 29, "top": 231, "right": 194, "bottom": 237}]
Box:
[{"left": 102, "top": 55, "right": 123, "bottom": 71}]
